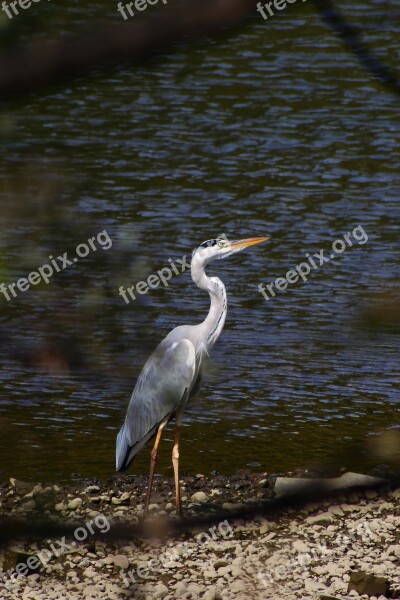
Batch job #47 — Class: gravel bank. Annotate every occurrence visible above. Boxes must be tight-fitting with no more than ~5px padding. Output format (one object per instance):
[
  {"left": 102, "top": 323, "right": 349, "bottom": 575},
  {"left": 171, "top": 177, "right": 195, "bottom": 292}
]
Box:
[{"left": 0, "top": 473, "right": 399, "bottom": 599}]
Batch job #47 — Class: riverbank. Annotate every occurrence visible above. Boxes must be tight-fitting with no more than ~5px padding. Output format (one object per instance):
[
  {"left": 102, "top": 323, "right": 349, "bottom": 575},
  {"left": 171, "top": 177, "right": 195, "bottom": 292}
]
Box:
[{"left": 0, "top": 471, "right": 399, "bottom": 599}]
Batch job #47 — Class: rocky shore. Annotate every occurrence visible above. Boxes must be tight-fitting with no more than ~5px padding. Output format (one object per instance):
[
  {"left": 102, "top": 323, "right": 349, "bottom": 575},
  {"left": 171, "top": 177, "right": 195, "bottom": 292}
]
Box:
[{"left": 0, "top": 472, "right": 399, "bottom": 600}]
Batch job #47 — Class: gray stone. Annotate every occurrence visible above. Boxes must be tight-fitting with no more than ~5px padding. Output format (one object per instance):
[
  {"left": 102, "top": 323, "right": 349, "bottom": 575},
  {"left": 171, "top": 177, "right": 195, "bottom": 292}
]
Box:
[
  {"left": 230, "top": 580, "right": 247, "bottom": 593},
  {"left": 230, "top": 566, "right": 244, "bottom": 577},
  {"left": 328, "top": 505, "right": 345, "bottom": 516},
  {"left": 293, "top": 540, "right": 309, "bottom": 553},
  {"left": 9, "top": 478, "right": 32, "bottom": 495},
  {"left": 217, "top": 565, "right": 232, "bottom": 577},
  {"left": 187, "top": 583, "right": 204, "bottom": 596},
  {"left": 112, "top": 554, "right": 130, "bottom": 570},
  {"left": 304, "top": 578, "right": 326, "bottom": 592},
  {"left": 153, "top": 582, "right": 168, "bottom": 597},
  {"left": 190, "top": 491, "right": 209, "bottom": 503},
  {"left": 306, "top": 512, "right": 334, "bottom": 525}
]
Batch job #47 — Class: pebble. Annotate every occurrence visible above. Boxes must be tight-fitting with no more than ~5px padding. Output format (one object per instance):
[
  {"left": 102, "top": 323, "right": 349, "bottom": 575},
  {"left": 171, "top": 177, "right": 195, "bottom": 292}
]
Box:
[
  {"left": 86, "top": 485, "right": 100, "bottom": 493},
  {"left": 190, "top": 491, "right": 209, "bottom": 503},
  {"left": 305, "top": 512, "right": 334, "bottom": 525},
  {"left": 293, "top": 540, "right": 310, "bottom": 553},
  {"left": 222, "top": 502, "right": 243, "bottom": 511},
  {"left": 112, "top": 554, "right": 130, "bottom": 570},
  {"left": 67, "top": 498, "right": 83, "bottom": 510},
  {"left": 328, "top": 505, "right": 345, "bottom": 517}
]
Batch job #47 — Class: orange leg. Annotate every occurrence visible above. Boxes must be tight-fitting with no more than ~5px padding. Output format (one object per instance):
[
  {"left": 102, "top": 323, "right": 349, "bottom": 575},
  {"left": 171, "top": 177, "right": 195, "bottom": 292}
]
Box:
[
  {"left": 172, "top": 421, "right": 182, "bottom": 516},
  {"left": 144, "top": 417, "right": 168, "bottom": 517}
]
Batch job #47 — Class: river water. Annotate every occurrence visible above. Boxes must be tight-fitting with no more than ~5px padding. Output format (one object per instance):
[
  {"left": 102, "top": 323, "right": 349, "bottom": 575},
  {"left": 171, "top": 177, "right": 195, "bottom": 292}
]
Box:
[{"left": 0, "top": 0, "right": 399, "bottom": 483}]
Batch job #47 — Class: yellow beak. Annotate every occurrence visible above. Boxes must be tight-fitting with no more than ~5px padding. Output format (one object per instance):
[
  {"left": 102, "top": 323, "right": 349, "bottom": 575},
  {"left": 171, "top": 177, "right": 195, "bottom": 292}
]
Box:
[{"left": 230, "top": 236, "right": 270, "bottom": 251}]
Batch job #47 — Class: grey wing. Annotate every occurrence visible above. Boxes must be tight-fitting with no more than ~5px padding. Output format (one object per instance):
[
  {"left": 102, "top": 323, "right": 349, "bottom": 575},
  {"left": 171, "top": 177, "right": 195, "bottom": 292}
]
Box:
[{"left": 116, "top": 337, "right": 197, "bottom": 472}]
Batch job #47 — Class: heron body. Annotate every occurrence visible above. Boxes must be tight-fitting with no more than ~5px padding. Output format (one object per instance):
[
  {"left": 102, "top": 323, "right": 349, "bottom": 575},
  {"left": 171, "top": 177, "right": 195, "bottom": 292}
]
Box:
[{"left": 116, "top": 235, "right": 268, "bottom": 515}]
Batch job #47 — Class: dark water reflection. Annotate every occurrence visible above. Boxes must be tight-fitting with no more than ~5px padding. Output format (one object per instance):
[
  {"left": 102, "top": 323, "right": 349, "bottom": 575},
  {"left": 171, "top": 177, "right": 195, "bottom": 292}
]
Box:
[{"left": 0, "top": 0, "right": 399, "bottom": 483}]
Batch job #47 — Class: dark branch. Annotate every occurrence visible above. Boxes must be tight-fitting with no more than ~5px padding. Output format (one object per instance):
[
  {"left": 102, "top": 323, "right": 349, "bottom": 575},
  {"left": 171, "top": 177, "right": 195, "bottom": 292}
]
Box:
[
  {"left": 0, "top": 477, "right": 398, "bottom": 546},
  {"left": 312, "top": 0, "right": 400, "bottom": 95},
  {"left": 0, "top": 0, "right": 257, "bottom": 101}
]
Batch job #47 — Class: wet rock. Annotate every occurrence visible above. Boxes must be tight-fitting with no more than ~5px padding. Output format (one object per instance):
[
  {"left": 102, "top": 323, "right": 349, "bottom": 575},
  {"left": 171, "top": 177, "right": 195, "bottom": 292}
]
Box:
[
  {"left": 20, "top": 499, "right": 36, "bottom": 511},
  {"left": 9, "top": 478, "right": 32, "bottom": 495},
  {"left": 31, "top": 484, "right": 44, "bottom": 495},
  {"left": 348, "top": 571, "right": 391, "bottom": 597}
]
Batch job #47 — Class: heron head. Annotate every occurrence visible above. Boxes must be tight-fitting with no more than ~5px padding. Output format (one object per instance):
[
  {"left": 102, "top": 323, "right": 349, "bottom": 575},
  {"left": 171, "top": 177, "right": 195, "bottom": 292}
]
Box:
[{"left": 193, "top": 235, "right": 269, "bottom": 264}]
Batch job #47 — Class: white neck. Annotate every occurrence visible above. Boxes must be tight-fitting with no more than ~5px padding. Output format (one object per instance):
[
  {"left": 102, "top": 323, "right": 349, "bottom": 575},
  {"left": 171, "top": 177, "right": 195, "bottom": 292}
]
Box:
[{"left": 191, "top": 255, "right": 227, "bottom": 351}]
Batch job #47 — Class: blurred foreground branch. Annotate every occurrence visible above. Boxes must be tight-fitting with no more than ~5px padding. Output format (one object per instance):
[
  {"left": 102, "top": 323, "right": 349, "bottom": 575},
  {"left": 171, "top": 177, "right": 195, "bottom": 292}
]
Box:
[
  {"left": 312, "top": 0, "right": 400, "bottom": 95},
  {"left": 0, "top": 0, "right": 399, "bottom": 101},
  {"left": 0, "top": 0, "right": 257, "bottom": 101},
  {"left": 0, "top": 476, "right": 399, "bottom": 546}
]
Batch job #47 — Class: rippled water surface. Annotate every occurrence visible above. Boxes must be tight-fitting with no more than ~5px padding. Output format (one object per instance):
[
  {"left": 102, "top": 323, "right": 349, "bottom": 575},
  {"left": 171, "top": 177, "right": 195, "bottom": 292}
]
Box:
[{"left": 0, "top": 0, "right": 399, "bottom": 483}]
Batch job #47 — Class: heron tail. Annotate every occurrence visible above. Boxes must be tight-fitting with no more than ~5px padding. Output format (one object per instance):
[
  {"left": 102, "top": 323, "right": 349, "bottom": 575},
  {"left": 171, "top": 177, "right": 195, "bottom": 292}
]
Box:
[{"left": 115, "top": 423, "right": 133, "bottom": 472}]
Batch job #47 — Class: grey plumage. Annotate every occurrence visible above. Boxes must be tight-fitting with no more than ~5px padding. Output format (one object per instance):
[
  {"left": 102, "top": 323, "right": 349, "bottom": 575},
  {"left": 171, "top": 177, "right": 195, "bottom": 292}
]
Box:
[{"left": 116, "top": 336, "right": 197, "bottom": 471}]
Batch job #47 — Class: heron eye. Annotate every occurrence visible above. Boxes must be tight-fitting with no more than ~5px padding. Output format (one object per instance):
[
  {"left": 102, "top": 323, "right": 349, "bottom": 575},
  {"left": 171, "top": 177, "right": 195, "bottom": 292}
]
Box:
[{"left": 217, "top": 241, "right": 225, "bottom": 248}]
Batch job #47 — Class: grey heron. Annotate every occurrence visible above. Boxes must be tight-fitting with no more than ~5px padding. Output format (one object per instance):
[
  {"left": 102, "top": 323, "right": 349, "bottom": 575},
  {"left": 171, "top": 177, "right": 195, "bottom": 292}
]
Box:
[{"left": 116, "top": 235, "right": 269, "bottom": 516}]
